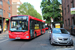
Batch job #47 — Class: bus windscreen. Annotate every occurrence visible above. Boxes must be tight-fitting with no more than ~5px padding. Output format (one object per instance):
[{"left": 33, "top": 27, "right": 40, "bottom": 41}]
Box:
[{"left": 10, "top": 16, "right": 28, "bottom": 32}]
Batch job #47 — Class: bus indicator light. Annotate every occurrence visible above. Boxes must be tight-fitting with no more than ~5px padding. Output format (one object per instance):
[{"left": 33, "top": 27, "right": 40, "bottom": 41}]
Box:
[{"left": 26, "top": 36, "right": 29, "bottom": 38}]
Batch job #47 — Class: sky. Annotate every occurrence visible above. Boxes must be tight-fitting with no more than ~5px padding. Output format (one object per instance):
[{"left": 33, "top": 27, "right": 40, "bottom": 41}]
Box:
[{"left": 21, "top": 0, "right": 62, "bottom": 16}]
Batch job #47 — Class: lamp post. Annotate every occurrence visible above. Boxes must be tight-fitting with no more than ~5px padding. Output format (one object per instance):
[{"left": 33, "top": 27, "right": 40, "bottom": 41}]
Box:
[
  {"left": 51, "top": 0, "right": 54, "bottom": 28},
  {"left": 2, "top": 15, "right": 3, "bottom": 32}
]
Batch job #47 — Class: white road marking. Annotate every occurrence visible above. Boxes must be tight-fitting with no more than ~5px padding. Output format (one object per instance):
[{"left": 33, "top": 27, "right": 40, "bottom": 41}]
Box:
[
  {"left": 0, "top": 39, "right": 8, "bottom": 43},
  {"left": 56, "top": 47, "right": 74, "bottom": 50},
  {"left": 56, "top": 48, "right": 63, "bottom": 50}
]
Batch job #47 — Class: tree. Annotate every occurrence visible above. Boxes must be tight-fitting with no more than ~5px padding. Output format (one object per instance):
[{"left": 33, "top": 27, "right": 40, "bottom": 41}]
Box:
[
  {"left": 18, "top": 2, "right": 42, "bottom": 20},
  {"left": 40, "top": 0, "right": 62, "bottom": 23}
]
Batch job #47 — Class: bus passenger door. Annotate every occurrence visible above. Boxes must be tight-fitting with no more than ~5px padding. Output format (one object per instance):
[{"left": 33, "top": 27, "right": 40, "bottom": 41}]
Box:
[
  {"left": 40, "top": 23, "right": 42, "bottom": 34},
  {"left": 30, "top": 20, "right": 35, "bottom": 38}
]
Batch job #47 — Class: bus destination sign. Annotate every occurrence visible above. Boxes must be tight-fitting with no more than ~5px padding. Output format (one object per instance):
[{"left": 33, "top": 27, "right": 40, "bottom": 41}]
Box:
[{"left": 12, "top": 17, "right": 27, "bottom": 20}]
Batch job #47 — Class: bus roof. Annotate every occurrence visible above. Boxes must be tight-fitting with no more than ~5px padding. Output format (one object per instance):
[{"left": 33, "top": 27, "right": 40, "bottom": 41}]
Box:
[{"left": 29, "top": 16, "right": 45, "bottom": 23}]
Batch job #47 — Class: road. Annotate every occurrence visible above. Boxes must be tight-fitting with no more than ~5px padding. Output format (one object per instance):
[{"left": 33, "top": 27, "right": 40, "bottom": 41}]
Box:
[{"left": 0, "top": 31, "right": 75, "bottom": 50}]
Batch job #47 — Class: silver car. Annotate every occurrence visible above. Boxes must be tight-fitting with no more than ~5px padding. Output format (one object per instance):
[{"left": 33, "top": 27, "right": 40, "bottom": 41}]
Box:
[{"left": 49, "top": 28, "right": 73, "bottom": 45}]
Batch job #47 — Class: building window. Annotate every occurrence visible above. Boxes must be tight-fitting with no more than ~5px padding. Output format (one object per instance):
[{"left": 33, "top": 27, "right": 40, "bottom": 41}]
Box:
[
  {"left": 68, "top": 19, "right": 70, "bottom": 26},
  {"left": 65, "top": 8, "right": 66, "bottom": 15},
  {"left": 68, "top": 5, "right": 69, "bottom": 13},
  {"left": 71, "top": 0, "right": 74, "bottom": 8},
  {"left": 8, "top": 13, "right": 11, "bottom": 17},
  {"left": 17, "top": 6, "right": 19, "bottom": 8},
  {"left": 12, "top": 2, "right": 13, "bottom": 4},
  {"left": 0, "top": 1, "right": 3, "bottom": 5},
  {"left": 65, "top": 0, "right": 66, "bottom": 5},
  {"left": 17, "top": 2, "right": 20, "bottom": 4},
  {"left": 7, "top": 0, "right": 10, "bottom": 5},
  {"left": 65, "top": 20, "right": 67, "bottom": 26},
  {"left": 9, "top": 6, "right": 10, "bottom": 10},
  {"left": 0, "top": 9, "right": 3, "bottom": 16}
]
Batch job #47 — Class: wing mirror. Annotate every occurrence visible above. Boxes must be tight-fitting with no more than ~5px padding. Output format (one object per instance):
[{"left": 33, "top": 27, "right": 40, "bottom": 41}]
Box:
[{"left": 67, "top": 31, "right": 70, "bottom": 34}]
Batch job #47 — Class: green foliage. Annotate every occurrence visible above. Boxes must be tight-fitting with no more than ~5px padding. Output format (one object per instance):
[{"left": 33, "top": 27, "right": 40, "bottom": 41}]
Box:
[
  {"left": 40, "top": 0, "right": 62, "bottom": 23},
  {"left": 18, "top": 2, "right": 42, "bottom": 20}
]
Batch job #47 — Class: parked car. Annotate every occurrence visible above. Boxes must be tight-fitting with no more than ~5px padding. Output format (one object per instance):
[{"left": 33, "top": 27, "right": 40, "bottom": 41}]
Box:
[{"left": 49, "top": 28, "right": 73, "bottom": 46}]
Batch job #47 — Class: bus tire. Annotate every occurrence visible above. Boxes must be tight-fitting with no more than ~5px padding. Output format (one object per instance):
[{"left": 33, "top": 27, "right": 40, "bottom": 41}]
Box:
[{"left": 35, "top": 33, "right": 37, "bottom": 37}]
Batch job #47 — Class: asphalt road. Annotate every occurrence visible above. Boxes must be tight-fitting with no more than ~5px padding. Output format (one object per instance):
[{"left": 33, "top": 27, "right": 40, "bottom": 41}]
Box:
[{"left": 0, "top": 31, "right": 75, "bottom": 50}]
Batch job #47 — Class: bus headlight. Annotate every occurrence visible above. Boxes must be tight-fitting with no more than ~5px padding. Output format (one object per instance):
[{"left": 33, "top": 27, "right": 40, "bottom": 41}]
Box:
[{"left": 26, "top": 36, "right": 29, "bottom": 38}]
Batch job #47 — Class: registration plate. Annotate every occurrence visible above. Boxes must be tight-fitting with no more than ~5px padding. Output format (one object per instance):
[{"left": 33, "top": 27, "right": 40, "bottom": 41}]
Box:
[
  {"left": 60, "top": 42, "right": 67, "bottom": 43},
  {"left": 16, "top": 37, "right": 20, "bottom": 39}
]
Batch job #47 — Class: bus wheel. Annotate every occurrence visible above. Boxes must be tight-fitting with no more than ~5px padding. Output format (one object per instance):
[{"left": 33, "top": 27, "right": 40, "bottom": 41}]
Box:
[{"left": 35, "top": 33, "right": 37, "bottom": 37}]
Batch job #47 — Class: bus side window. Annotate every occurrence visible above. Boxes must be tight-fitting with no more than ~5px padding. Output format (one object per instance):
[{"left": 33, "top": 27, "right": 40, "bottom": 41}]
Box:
[
  {"left": 30, "top": 20, "right": 35, "bottom": 30},
  {"left": 30, "top": 20, "right": 32, "bottom": 29}
]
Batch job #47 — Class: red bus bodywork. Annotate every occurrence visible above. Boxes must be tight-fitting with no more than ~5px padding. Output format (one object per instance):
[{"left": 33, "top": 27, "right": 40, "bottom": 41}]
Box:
[
  {"left": 9, "top": 15, "right": 45, "bottom": 39},
  {"left": 45, "top": 27, "right": 48, "bottom": 30}
]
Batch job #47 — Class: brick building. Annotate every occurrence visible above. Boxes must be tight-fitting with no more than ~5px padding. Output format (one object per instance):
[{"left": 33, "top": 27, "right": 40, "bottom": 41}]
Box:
[
  {"left": 0, "top": 0, "right": 12, "bottom": 33},
  {"left": 62, "top": 0, "right": 75, "bottom": 31},
  {"left": 12, "top": 0, "right": 22, "bottom": 16}
]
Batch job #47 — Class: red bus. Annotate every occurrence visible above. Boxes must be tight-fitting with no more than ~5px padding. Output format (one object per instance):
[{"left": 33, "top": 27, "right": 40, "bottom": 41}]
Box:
[
  {"left": 45, "top": 25, "right": 48, "bottom": 30},
  {"left": 9, "top": 15, "right": 45, "bottom": 39}
]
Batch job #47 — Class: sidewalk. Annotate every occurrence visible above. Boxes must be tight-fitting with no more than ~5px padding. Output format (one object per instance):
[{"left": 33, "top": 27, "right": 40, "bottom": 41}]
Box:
[{"left": 0, "top": 31, "right": 8, "bottom": 35}]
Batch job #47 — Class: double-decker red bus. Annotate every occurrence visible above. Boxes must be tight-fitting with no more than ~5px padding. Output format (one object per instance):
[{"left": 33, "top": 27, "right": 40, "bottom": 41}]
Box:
[{"left": 9, "top": 15, "right": 45, "bottom": 39}]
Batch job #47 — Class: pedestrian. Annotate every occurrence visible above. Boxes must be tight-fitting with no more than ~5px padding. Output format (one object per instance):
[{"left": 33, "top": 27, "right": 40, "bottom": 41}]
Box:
[{"left": 48, "top": 25, "right": 52, "bottom": 33}]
